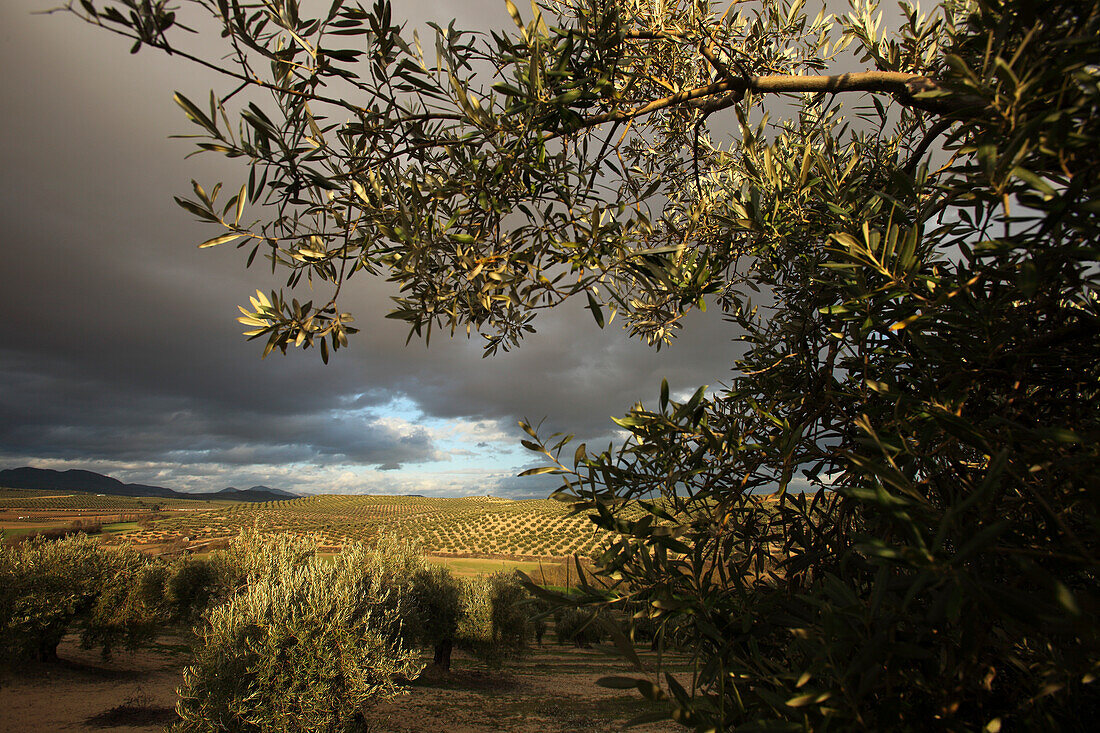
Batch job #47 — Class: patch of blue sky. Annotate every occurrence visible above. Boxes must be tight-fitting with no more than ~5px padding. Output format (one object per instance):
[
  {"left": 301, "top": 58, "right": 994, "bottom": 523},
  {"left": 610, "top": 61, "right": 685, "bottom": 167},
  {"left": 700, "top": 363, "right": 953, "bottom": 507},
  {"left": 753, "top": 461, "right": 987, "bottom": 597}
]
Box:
[{"left": 339, "top": 393, "right": 529, "bottom": 473}]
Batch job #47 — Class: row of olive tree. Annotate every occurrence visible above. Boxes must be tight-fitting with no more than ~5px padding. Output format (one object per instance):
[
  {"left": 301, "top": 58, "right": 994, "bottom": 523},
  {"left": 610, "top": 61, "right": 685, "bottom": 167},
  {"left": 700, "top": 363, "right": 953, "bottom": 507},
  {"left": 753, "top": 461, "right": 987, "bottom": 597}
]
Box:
[
  {"left": 0, "top": 533, "right": 160, "bottom": 662},
  {"left": 2, "top": 529, "right": 538, "bottom": 732}
]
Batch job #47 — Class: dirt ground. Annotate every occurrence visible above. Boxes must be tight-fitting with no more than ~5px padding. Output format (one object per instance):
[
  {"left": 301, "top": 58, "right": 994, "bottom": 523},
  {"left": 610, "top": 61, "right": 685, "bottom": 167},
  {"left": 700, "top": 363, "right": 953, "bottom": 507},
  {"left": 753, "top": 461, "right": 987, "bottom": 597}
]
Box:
[
  {"left": 0, "top": 635, "right": 185, "bottom": 732},
  {"left": 0, "top": 636, "right": 683, "bottom": 733}
]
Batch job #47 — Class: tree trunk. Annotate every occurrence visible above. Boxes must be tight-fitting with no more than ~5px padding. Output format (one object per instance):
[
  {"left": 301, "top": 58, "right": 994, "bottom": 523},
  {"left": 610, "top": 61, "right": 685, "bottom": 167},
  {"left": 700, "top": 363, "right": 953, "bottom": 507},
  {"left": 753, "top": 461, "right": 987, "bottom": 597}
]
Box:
[
  {"left": 433, "top": 638, "right": 453, "bottom": 671},
  {"left": 35, "top": 635, "right": 61, "bottom": 662}
]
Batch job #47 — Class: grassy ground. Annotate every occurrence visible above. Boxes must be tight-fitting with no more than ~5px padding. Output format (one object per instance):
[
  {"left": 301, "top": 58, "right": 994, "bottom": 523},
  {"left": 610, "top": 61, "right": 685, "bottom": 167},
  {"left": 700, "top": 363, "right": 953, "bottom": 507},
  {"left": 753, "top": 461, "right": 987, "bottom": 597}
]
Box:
[
  {"left": 101, "top": 521, "right": 142, "bottom": 534},
  {"left": 427, "top": 556, "right": 547, "bottom": 578}
]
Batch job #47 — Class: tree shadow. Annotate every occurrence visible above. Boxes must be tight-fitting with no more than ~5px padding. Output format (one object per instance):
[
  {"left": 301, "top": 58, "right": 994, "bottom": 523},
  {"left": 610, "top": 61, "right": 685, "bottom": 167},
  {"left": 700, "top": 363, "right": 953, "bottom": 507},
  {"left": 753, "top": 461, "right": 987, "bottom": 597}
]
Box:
[
  {"left": 85, "top": 703, "right": 177, "bottom": 728},
  {"left": 409, "top": 664, "right": 518, "bottom": 692}
]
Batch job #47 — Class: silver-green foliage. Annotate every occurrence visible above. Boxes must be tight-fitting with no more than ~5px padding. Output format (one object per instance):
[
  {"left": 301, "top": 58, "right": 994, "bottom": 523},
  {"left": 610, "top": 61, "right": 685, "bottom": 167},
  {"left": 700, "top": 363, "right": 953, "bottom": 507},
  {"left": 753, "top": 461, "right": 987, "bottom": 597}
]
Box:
[
  {"left": 0, "top": 534, "right": 158, "bottom": 662},
  {"left": 457, "top": 571, "right": 530, "bottom": 664},
  {"left": 174, "top": 533, "right": 422, "bottom": 733}
]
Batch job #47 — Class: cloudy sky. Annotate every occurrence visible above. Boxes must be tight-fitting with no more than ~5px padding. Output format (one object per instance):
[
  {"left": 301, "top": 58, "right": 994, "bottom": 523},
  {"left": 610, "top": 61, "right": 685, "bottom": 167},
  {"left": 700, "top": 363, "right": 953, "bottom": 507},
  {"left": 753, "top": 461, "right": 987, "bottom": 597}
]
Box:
[{"left": 0, "top": 1, "right": 741, "bottom": 496}]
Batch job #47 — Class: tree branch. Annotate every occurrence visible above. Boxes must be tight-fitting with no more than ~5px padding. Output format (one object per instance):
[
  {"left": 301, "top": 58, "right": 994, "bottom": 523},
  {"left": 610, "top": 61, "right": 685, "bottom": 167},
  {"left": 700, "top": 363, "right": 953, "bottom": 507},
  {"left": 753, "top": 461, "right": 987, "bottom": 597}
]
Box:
[{"left": 579, "top": 71, "right": 970, "bottom": 128}]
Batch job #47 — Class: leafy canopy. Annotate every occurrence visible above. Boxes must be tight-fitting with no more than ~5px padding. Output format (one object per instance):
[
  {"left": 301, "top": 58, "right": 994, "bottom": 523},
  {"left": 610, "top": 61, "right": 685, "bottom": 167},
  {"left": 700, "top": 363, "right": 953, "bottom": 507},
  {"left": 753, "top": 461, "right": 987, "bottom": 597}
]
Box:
[{"left": 67, "top": 0, "right": 965, "bottom": 357}]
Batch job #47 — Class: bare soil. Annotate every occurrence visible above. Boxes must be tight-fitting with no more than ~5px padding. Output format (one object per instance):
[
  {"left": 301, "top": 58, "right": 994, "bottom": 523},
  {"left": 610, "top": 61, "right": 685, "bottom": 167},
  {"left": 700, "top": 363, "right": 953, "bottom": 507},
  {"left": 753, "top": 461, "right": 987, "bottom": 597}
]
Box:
[
  {"left": 366, "top": 647, "right": 682, "bottom": 733},
  {"left": 0, "top": 635, "right": 185, "bottom": 733},
  {"left": 1, "top": 637, "right": 682, "bottom": 733}
]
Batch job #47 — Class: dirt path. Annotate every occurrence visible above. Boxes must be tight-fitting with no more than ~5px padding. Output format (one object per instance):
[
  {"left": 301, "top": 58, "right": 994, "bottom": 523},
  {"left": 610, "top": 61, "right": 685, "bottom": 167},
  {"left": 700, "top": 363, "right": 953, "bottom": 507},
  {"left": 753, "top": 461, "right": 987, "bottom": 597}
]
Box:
[
  {"left": 0, "top": 636, "right": 185, "bottom": 732},
  {"left": 0, "top": 639, "right": 683, "bottom": 733},
  {"left": 367, "top": 647, "right": 682, "bottom": 733}
]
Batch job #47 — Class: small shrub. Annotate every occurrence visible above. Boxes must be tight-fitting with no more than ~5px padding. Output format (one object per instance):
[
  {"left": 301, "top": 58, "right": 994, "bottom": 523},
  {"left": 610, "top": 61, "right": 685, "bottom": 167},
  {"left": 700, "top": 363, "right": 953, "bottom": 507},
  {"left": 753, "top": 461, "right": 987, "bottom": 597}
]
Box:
[
  {"left": 456, "top": 571, "right": 530, "bottom": 665},
  {"left": 457, "top": 574, "right": 495, "bottom": 661},
  {"left": 555, "top": 607, "right": 604, "bottom": 648},
  {"left": 80, "top": 545, "right": 161, "bottom": 657},
  {"left": 409, "top": 565, "right": 463, "bottom": 670},
  {"left": 527, "top": 597, "right": 554, "bottom": 645},
  {"left": 489, "top": 571, "right": 529, "bottom": 651},
  {"left": 625, "top": 603, "right": 661, "bottom": 649},
  {"left": 166, "top": 558, "right": 219, "bottom": 623},
  {"left": 135, "top": 561, "right": 171, "bottom": 613}
]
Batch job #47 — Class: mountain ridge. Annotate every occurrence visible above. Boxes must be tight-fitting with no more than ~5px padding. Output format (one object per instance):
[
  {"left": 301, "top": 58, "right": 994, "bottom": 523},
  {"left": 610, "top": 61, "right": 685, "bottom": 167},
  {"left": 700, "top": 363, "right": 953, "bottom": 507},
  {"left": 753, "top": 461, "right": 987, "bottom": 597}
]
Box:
[{"left": 0, "top": 467, "right": 298, "bottom": 503}]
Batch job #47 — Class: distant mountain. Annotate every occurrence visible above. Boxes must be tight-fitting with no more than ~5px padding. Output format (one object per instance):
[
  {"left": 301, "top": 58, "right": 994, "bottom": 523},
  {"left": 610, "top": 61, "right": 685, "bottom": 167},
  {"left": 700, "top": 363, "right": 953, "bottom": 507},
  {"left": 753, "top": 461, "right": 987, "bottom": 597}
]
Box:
[
  {"left": 0, "top": 467, "right": 298, "bottom": 503},
  {"left": 254, "top": 485, "right": 299, "bottom": 498},
  {"left": 220, "top": 485, "right": 299, "bottom": 499},
  {"left": 196, "top": 486, "right": 300, "bottom": 502},
  {"left": 0, "top": 467, "right": 179, "bottom": 498}
]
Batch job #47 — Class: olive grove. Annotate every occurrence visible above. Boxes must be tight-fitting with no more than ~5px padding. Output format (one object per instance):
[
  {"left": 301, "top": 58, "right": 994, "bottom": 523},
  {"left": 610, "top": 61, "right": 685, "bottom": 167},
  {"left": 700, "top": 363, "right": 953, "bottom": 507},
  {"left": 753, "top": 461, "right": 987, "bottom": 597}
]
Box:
[{"left": 63, "top": 0, "right": 1098, "bottom": 729}]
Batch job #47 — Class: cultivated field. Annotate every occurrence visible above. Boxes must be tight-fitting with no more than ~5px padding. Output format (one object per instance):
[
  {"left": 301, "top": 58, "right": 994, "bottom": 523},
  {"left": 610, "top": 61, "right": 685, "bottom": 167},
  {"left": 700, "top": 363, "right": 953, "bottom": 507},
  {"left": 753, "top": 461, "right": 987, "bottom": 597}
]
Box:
[
  {"left": 0, "top": 489, "right": 235, "bottom": 543},
  {"left": 0, "top": 489, "right": 628, "bottom": 560},
  {"left": 0, "top": 487, "right": 680, "bottom": 732}
]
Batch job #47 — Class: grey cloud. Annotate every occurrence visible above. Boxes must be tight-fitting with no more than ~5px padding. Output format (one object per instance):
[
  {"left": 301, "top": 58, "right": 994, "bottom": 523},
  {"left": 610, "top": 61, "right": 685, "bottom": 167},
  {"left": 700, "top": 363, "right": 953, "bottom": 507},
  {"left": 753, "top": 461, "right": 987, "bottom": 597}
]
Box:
[
  {"left": 0, "top": 347, "right": 444, "bottom": 469},
  {"left": 489, "top": 469, "right": 566, "bottom": 501}
]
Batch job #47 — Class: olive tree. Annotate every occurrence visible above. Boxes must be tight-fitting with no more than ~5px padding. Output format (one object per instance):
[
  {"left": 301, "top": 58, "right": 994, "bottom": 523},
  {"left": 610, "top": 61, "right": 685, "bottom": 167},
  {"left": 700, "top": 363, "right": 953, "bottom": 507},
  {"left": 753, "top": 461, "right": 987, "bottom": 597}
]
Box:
[
  {"left": 0, "top": 534, "right": 159, "bottom": 662},
  {"left": 410, "top": 564, "right": 464, "bottom": 670},
  {"left": 456, "top": 570, "right": 532, "bottom": 664},
  {"left": 174, "top": 537, "right": 422, "bottom": 733},
  {"left": 332, "top": 534, "right": 468, "bottom": 670},
  {"left": 64, "top": 0, "right": 1098, "bottom": 729}
]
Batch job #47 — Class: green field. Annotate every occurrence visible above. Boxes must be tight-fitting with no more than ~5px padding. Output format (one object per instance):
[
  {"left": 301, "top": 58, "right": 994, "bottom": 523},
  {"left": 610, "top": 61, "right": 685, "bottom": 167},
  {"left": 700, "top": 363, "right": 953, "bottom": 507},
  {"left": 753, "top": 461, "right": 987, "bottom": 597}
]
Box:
[
  {"left": 427, "top": 556, "right": 547, "bottom": 578},
  {"left": 0, "top": 523, "right": 68, "bottom": 541},
  {"left": 101, "top": 521, "right": 141, "bottom": 534}
]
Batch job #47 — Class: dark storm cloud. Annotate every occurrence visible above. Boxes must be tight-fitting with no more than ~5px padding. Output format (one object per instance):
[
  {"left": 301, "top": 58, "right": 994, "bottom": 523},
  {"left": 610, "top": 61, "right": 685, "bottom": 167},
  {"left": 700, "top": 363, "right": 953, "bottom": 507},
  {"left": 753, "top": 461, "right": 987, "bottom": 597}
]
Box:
[
  {"left": 397, "top": 300, "right": 742, "bottom": 438},
  {"left": 0, "top": 346, "right": 441, "bottom": 467},
  {"left": 0, "top": 1, "right": 742, "bottom": 494}
]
